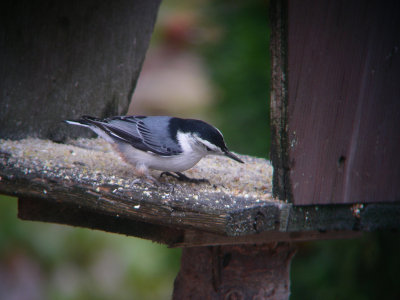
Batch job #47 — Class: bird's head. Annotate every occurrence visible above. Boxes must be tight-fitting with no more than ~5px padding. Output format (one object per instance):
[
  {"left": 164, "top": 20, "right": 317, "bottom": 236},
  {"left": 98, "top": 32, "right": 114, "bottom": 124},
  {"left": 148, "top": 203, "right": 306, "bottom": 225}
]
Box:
[{"left": 179, "top": 119, "right": 244, "bottom": 163}]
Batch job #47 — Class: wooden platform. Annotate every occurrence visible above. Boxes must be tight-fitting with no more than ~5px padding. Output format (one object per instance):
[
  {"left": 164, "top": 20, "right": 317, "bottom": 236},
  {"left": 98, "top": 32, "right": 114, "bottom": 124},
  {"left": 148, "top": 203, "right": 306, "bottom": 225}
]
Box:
[{"left": 1, "top": 138, "right": 398, "bottom": 247}]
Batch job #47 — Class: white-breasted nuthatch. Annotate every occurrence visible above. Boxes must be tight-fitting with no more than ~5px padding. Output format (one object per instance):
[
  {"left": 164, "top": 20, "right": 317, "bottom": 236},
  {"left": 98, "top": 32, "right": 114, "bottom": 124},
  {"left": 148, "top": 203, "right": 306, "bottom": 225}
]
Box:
[{"left": 65, "top": 115, "right": 243, "bottom": 182}]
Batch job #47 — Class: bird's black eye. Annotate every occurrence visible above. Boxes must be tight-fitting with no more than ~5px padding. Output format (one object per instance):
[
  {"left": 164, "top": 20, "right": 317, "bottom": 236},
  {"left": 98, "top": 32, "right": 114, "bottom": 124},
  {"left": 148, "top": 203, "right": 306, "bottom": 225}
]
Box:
[{"left": 206, "top": 146, "right": 212, "bottom": 151}]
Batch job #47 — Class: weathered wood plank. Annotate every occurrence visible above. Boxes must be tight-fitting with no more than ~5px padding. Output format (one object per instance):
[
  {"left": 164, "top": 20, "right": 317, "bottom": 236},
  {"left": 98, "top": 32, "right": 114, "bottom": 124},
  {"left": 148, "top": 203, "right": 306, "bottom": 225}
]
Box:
[
  {"left": 270, "top": 0, "right": 291, "bottom": 202},
  {"left": 18, "top": 195, "right": 360, "bottom": 247},
  {"left": 174, "top": 230, "right": 359, "bottom": 248},
  {"left": 0, "top": 0, "right": 161, "bottom": 141},
  {"left": 1, "top": 138, "right": 399, "bottom": 246},
  {"left": 0, "top": 138, "right": 276, "bottom": 237},
  {"left": 18, "top": 196, "right": 185, "bottom": 246},
  {"left": 271, "top": 0, "right": 400, "bottom": 204}
]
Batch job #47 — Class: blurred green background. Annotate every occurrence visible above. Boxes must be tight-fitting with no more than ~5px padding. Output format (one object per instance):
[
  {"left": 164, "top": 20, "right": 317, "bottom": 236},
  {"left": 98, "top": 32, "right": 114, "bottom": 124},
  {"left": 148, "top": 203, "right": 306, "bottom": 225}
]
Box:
[{"left": 1, "top": 0, "right": 400, "bottom": 299}]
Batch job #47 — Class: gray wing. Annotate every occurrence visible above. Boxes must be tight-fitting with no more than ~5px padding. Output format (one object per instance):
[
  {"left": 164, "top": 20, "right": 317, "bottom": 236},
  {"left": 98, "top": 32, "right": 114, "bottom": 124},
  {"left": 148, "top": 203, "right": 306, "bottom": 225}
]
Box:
[{"left": 87, "top": 116, "right": 182, "bottom": 156}]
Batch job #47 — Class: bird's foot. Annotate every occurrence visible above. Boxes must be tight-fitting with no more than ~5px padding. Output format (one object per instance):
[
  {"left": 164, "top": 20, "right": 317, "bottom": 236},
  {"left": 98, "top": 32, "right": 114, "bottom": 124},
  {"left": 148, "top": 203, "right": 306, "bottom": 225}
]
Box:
[
  {"left": 129, "top": 174, "right": 163, "bottom": 188},
  {"left": 160, "top": 172, "right": 209, "bottom": 184}
]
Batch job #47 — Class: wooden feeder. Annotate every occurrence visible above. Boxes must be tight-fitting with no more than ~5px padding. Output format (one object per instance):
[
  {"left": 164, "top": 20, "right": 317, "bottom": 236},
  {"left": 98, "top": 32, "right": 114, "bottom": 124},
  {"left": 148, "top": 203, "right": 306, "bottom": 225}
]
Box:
[{"left": 1, "top": 0, "right": 399, "bottom": 299}]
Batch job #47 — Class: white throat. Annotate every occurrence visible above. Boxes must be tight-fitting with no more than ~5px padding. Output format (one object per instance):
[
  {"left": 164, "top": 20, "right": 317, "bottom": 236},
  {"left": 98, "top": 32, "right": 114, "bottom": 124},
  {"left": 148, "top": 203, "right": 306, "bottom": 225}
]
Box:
[{"left": 176, "top": 131, "right": 207, "bottom": 154}]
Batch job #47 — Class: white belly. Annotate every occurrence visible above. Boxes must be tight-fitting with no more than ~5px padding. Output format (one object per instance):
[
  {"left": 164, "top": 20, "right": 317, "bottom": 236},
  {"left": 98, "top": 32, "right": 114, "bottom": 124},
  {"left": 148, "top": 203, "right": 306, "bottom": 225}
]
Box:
[{"left": 115, "top": 143, "right": 205, "bottom": 172}]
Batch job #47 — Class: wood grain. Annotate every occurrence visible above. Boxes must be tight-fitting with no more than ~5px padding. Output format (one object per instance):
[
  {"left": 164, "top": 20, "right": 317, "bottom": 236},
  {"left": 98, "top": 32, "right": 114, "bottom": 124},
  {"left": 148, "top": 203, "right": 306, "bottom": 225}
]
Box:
[
  {"left": 272, "top": 0, "right": 400, "bottom": 204},
  {"left": 0, "top": 0, "right": 161, "bottom": 141},
  {"left": 1, "top": 138, "right": 398, "bottom": 247},
  {"left": 173, "top": 243, "right": 297, "bottom": 299}
]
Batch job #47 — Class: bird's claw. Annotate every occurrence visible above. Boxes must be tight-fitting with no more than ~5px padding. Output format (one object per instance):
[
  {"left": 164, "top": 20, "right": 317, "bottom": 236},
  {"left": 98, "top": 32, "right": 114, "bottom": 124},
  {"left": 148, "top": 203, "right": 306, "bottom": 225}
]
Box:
[{"left": 160, "top": 172, "right": 210, "bottom": 184}]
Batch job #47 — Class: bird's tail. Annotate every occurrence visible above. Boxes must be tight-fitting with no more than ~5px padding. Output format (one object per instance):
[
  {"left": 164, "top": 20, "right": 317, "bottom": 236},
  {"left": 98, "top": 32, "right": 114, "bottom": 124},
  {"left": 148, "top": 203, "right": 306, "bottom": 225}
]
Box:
[{"left": 64, "top": 116, "right": 101, "bottom": 128}]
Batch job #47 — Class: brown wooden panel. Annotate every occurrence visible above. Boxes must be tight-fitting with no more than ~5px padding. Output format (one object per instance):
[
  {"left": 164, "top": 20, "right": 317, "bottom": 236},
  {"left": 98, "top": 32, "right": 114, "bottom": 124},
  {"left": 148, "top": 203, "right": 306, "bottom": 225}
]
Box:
[{"left": 275, "top": 0, "right": 400, "bottom": 204}]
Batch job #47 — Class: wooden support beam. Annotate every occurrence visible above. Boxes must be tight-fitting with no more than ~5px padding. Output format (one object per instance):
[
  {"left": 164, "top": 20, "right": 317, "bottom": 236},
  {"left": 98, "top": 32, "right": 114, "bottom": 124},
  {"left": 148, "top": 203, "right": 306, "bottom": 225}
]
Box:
[
  {"left": 173, "top": 243, "right": 297, "bottom": 299},
  {"left": 18, "top": 196, "right": 185, "bottom": 245}
]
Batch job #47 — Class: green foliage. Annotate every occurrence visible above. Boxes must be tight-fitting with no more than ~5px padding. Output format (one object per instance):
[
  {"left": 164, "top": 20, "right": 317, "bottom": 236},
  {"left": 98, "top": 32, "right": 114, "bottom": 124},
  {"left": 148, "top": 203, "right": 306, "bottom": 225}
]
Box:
[
  {"left": 0, "top": 195, "right": 180, "bottom": 300},
  {"left": 201, "top": 0, "right": 271, "bottom": 158},
  {"left": 291, "top": 234, "right": 400, "bottom": 300}
]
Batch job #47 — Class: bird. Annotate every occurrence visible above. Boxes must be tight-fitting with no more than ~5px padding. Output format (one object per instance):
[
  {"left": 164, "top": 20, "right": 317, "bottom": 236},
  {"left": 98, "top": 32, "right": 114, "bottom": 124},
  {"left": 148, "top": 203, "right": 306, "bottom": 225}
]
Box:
[{"left": 65, "top": 115, "right": 244, "bottom": 183}]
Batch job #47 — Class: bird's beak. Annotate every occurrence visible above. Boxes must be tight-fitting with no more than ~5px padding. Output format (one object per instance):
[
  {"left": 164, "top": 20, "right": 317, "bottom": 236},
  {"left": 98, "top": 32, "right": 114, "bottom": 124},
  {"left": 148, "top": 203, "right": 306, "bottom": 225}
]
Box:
[{"left": 224, "top": 151, "right": 244, "bottom": 163}]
